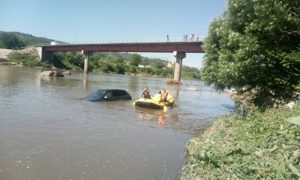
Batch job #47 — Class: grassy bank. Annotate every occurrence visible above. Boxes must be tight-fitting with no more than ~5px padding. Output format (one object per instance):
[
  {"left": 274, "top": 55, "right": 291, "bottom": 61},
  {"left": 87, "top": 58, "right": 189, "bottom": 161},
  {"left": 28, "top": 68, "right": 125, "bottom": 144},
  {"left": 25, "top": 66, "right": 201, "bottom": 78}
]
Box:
[
  {"left": 0, "top": 48, "right": 45, "bottom": 67},
  {"left": 181, "top": 103, "right": 300, "bottom": 179}
]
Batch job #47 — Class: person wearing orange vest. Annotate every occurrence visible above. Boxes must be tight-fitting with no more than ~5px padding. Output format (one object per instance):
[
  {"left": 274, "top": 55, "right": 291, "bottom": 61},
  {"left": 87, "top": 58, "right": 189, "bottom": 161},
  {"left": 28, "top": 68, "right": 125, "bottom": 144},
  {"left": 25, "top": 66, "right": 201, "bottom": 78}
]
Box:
[{"left": 160, "top": 89, "right": 168, "bottom": 102}]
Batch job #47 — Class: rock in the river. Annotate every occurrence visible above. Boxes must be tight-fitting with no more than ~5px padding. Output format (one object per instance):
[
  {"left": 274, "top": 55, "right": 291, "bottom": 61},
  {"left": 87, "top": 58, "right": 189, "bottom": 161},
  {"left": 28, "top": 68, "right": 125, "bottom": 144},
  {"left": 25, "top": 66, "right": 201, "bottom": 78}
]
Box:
[{"left": 41, "top": 70, "right": 64, "bottom": 77}]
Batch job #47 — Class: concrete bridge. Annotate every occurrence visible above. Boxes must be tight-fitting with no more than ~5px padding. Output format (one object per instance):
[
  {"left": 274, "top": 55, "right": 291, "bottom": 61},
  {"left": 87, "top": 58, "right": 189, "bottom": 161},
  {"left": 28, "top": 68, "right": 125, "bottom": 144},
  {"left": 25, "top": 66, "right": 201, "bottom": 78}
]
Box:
[{"left": 38, "top": 41, "right": 204, "bottom": 82}]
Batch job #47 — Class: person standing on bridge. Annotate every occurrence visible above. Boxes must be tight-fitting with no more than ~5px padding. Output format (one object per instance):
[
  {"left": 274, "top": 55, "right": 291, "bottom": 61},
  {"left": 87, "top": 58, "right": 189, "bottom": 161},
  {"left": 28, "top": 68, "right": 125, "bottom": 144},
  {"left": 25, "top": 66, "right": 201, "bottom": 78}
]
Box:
[{"left": 183, "top": 34, "right": 188, "bottom": 41}]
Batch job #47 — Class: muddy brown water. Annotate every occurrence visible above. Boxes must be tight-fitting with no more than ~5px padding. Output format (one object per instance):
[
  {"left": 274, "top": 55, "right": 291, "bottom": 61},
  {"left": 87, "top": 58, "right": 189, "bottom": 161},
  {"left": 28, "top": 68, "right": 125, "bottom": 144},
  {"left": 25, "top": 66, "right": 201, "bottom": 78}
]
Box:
[{"left": 0, "top": 65, "right": 234, "bottom": 180}]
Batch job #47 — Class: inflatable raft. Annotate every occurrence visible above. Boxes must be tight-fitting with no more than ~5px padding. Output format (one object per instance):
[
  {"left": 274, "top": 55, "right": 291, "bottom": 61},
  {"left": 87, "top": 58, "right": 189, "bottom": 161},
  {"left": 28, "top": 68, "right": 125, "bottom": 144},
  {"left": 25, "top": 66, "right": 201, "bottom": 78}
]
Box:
[{"left": 133, "top": 94, "right": 175, "bottom": 109}]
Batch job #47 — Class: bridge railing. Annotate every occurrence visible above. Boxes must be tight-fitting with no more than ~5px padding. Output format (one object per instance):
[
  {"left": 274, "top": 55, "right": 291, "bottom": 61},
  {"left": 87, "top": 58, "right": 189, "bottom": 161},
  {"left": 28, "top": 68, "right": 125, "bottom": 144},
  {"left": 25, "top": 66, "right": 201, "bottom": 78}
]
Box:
[
  {"left": 36, "top": 36, "right": 204, "bottom": 47},
  {"left": 70, "top": 36, "right": 204, "bottom": 44}
]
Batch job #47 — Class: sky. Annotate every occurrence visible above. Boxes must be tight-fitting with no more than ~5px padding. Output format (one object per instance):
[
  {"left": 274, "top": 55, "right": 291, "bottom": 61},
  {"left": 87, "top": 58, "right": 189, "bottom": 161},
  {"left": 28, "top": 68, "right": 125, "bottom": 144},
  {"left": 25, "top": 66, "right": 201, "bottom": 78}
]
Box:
[{"left": 0, "top": 0, "right": 226, "bottom": 67}]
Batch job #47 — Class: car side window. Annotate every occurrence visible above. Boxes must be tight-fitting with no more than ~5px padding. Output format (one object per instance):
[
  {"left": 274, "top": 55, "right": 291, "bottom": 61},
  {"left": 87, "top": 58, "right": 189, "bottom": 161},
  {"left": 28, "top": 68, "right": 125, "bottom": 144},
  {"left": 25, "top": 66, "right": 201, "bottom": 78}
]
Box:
[
  {"left": 112, "top": 90, "right": 121, "bottom": 97},
  {"left": 104, "top": 91, "right": 112, "bottom": 99},
  {"left": 115, "top": 90, "right": 128, "bottom": 97},
  {"left": 119, "top": 90, "right": 128, "bottom": 96}
]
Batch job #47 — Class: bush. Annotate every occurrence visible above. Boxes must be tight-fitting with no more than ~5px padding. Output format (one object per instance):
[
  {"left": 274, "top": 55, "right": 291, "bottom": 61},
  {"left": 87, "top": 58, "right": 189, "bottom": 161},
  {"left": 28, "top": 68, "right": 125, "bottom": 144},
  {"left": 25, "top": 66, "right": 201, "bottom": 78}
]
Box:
[
  {"left": 182, "top": 103, "right": 300, "bottom": 179},
  {"left": 114, "top": 63, "right": 126, "bottom": 74},
  {"left": 7, "top": 50, "right": 41, "bottom": 66},
  {"left": 53, "top": 52, "right": 83, "bottom": 70}
]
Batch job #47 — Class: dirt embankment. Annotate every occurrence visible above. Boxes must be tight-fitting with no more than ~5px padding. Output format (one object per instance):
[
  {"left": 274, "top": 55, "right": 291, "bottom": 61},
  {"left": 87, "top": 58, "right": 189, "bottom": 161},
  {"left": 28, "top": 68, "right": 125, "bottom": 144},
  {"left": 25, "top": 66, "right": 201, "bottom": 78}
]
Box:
[
  {"left": 0, "top": 47, "right": 39, "bottom": 60},
  {"left": 0, "top": 48, "right": 14, "bottom": 59}
]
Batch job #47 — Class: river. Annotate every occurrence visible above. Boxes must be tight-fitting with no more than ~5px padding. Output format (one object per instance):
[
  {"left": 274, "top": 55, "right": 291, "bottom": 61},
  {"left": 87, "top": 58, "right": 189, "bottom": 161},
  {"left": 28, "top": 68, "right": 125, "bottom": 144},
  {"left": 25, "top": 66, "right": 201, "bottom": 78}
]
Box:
[{"left": 0, "top": 65, "right": 234, "bottom": 180}]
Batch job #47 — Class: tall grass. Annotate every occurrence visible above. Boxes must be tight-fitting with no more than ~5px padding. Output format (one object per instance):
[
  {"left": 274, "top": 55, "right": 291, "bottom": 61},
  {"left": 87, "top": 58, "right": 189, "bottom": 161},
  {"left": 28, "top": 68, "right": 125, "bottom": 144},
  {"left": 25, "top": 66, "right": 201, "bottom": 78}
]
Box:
[
  {"left": 181, "top": 103, "right": 300, "bottom": 179},
  {"left": 7, "top": 50, "right": 43, "bottom": 67}
]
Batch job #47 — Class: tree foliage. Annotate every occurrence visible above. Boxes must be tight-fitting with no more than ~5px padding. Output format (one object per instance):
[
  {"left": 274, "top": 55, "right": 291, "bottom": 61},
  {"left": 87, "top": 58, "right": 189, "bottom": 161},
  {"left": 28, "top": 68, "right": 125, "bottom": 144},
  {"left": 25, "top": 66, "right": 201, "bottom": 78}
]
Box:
[
  {"left": 2, "top": 32, "right": 25, "bottom": 49},
  {"left": 153, "top": 61, "right": 165, "bottom": 69},
  {"left": 201, "top": 0, "right": 300, "bottom": 107},
  {"left": 51, "top": 52, "right": 200, "bottom": 79},
  {"left": 0, "top": 31, "right": 63, "bottom": 48},
  {"left": 128, "top": 53, "right": 142, "bottom": 66},
  {"left": 53, "top": 52, "right": 84, "bottom": 70}
]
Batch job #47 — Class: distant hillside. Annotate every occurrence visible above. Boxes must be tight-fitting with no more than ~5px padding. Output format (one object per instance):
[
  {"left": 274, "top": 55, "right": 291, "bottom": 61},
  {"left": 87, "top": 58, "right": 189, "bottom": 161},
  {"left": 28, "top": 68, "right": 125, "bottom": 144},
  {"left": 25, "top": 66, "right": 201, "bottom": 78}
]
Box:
[{"left": 0, "top": 31, "right": 64, "bottom": 48}]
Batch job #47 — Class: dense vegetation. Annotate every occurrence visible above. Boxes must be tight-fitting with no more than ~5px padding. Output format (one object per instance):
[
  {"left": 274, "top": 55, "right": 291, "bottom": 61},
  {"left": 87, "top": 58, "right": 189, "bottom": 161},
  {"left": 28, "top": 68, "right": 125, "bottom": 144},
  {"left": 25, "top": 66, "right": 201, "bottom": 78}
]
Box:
[
  {"left": 0, "top": 31, "right": 62, "bottom": 49},
  {"left": 0, "top": 32, "right": 25, "bottom": 49},
  {"left": 182, "top": 0, "right": 300, "bottom": 179},
  {"left": 7, "top": 49, "right": 44, "bottom": 67},
  {"left": 201, "top": 0, "right": 300, "bottom": 108},
  {"left": 182, "top": 103, "right": 300, "bottom": 179},
  {"left": 52, "top": 51, "right": 201, "bottom": 79}
]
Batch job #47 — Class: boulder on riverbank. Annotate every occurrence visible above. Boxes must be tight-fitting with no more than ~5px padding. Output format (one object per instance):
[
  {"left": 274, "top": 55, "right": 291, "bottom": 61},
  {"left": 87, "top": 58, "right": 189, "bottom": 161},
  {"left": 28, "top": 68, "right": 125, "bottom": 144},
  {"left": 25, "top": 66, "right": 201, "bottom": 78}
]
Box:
[
  {"left": 62, "top": 70, "right": 71, "bottom": 75},
  {"left": 41, "top": 70, "right": 64, "bottom": 77},
  {"left": 41, "top": 65, "right": 71, "bottom": 77}
]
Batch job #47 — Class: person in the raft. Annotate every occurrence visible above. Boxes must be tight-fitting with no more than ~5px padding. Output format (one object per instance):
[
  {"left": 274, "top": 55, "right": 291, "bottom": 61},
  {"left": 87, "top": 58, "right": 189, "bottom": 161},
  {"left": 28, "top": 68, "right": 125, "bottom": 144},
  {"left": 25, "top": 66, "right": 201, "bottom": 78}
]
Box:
[
  {"left": 140, "top": 87, "right": 151, "bottom": 99},
  {"left": 160, "top": 89, "right": 169, "bottom": 102}
]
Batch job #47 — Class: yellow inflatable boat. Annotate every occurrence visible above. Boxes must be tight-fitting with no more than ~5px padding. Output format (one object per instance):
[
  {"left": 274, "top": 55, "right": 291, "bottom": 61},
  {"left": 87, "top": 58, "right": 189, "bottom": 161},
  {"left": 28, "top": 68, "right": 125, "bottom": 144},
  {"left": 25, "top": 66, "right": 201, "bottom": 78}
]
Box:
[{"left": 133, "top": 94, "right": 175, "bottom": 109}]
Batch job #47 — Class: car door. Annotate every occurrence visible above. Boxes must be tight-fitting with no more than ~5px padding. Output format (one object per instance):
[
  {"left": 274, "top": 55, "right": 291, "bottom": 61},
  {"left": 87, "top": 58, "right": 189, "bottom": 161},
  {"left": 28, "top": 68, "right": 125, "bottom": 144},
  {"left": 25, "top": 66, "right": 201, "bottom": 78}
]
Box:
[
  {"left": 111, "top": 90, "right": 122, "bottom": 100},
  {"left": 115, "top": 90, "right": 131, "bottom": 100},
  {"left": 102, "top": 91, "right": 113, "bottom": 101}
]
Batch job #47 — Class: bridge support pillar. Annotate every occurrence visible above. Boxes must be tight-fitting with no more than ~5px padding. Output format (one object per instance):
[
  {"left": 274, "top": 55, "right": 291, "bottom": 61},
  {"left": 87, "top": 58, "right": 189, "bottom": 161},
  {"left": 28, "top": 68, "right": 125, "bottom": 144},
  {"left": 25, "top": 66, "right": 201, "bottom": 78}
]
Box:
[
  {"left": 173, "top": 51, "right": 186, "bottom": 82},
  {"left": 82, "top": 50, "right": 90, "bottom": 73}
]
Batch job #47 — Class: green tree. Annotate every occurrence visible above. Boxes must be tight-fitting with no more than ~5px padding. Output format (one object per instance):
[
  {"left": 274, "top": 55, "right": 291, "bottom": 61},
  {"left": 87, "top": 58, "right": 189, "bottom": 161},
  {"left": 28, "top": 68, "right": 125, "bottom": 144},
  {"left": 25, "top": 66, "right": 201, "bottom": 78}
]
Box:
[
  {"left": 161, "top": 67, "right": 173, "bottom": 77},
  {"left": 101, "top": 62, "right": 115, "bottom": 73},
  {"left": 201, "top": 0, "right": 300, "bottom": 107},
  {"left": 154, "top": 61, "right": 165, "bottom": 69},
  {"left": 141, "top": 59, "right": 150, "bottom": 66},
  {"left": 54, "top": 52, "right": 83, "bottom": 70},
  {"left": 2, "top": 33, "right": 25, "bottom": 49},
  {"left": 128, "top": 66, "right": 138, "bottom": 75},
  {"left": 114, "top": 63, "right": 126, "bottom": 74},
  {"left": 128, "top": 54, "right": 142, "bottom": 66}
]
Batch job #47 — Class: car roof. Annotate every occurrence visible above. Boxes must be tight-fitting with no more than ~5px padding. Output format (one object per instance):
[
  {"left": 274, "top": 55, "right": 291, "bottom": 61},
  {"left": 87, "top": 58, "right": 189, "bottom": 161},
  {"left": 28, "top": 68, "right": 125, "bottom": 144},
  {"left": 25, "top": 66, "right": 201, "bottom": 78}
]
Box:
[{"left": 96, "top": 89, "right": 129, "bottom": 92}]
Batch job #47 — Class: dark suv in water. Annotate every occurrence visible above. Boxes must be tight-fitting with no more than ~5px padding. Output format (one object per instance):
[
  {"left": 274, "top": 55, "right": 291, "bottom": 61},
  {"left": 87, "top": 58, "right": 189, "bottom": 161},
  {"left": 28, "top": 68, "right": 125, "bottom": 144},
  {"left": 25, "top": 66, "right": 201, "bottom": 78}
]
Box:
[{"left": 84, "top": 89, "right": 132, "bottom": 102}]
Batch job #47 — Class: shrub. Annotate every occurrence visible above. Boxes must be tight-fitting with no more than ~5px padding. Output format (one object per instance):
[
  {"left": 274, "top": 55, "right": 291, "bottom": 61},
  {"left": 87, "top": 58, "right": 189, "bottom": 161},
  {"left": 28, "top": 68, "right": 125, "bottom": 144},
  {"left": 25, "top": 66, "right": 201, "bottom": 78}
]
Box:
[
  {"left": 182, "top": 103, "right": 300, "bottom": 179},
  {"left": 7, "top": 50, "right": 41, "bottom": 66}
]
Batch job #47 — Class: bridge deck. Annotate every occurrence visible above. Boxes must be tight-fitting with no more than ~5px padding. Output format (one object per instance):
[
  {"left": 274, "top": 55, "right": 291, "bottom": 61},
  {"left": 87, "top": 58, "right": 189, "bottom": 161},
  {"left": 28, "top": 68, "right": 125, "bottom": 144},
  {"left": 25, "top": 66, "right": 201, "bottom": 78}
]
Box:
[{"left": 42, "top": 41, "right": 204, "bottom": 53}]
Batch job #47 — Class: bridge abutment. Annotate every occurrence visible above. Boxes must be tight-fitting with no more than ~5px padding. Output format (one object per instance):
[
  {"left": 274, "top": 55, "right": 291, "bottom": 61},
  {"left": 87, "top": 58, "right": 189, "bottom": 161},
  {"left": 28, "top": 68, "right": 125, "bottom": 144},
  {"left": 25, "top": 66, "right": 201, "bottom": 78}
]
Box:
[
  {"left": 36, "top": 47, "right": 44, "bottom": 61},
  {"left": 173, "top": 51, "right": 186, "bottom": 82},
  {"left": 37, "top": 47, "right": 54, "bottom": 63}
]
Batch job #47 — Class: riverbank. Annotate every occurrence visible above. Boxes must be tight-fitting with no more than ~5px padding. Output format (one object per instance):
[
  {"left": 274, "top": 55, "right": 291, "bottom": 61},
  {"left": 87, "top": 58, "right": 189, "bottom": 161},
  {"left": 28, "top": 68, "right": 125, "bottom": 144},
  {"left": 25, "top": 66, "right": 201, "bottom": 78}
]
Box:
[
  {"left": 0, "top": 48, "right": 13, "bottom": 59},
  {"left": 181, "top": 103, "right": 300, "bottom": 179}
]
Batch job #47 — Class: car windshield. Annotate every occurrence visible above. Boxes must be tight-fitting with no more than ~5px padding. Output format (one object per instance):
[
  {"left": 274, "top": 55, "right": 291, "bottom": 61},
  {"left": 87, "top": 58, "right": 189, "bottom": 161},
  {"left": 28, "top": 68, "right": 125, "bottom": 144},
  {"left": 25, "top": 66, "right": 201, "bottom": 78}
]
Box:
[{"left": 85, "top": 90, "right": 106, "bottom": 100}]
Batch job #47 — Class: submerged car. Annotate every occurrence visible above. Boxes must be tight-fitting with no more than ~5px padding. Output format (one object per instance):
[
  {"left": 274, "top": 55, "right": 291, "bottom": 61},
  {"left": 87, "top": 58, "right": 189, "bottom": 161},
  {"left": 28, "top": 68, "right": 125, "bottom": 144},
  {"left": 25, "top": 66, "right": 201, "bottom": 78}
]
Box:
[{"left": 84, "top": 89, "right": 132, "bottom": 102}]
